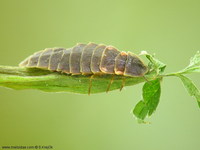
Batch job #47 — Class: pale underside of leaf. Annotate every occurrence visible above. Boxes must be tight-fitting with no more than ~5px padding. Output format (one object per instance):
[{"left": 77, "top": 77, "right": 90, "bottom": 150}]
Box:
[
  {"left": 177, "top": 74, "right": 200, "bottom": 107},
  {"left": 180, "top": 51, "right": 200, "bottom": 74}
]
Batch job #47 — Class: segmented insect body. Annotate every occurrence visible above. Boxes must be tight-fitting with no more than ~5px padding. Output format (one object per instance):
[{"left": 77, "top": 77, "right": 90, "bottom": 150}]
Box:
[{"left": 19, "top": 43, "right": 148, "bottom": 93}]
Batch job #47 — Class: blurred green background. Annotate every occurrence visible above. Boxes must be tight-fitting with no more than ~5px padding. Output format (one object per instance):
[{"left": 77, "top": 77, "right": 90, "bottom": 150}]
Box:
[{"left": 0, "top": 0, "right": 200, "bottom": 150}]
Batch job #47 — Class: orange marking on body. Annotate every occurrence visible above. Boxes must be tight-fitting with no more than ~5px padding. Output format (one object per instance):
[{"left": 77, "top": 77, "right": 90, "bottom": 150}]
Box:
[{"left": 121, "top": 51, "right": 127, "bottom": 56}]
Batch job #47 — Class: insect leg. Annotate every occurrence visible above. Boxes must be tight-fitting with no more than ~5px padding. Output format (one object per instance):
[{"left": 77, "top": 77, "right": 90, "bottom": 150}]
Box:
[
  {"left": 88, "top": 75, "right": 94, "bottom": 95},
  {"left": 106, "top": 75, "right": 115, "bottom": 93},
  {"left": 120, "top": 77, "right": 126, "bottom": 91}
]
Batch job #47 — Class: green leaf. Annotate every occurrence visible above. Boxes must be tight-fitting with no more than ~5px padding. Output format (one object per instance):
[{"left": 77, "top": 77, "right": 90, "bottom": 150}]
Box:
[
  {"left": 177, "top": 74, "right": 200, "bottom": 107},
  {"left": 142, "top": 52, "right": 166, "bottom": 75},
  {"left": 0, "top": 65, "right": 153, "bottom": 94},
  {"left": 133, "top": 78, "right": 161, "bottom": 122},
  {"left": 143, "top": 78, "right": 161, "bottom": 116},
  {"left": 133, "top": 101, "right": 148, "bottom": 120},
  {"left": 181, "top": 51, "right": 200, "bottom": 74}
]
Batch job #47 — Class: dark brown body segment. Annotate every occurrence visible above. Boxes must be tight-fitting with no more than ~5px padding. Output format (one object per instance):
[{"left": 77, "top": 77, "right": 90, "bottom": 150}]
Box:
[
  {"left": 80, "top": 43, "right": 98, "bottom": 74},
  {"left": 48, "top": 48, "right": 64, "bottom": 71},
  {"left": 38, "top": 48, "right": 53, "bottom": 68},
  {"left": 100, "top": 46, "right": 120, "bottom": 74},
  {"left": 57, "top": 48, "right": 71, "bottom": 73},
  {"left": 114, "top": 52, "right": 127, "bottom": 75},
  {"left": 124, "top": 52, "right": 148, "bottom": 77},
  {"left": 19, "top": 43, "right": 148, "bottom": 80},
  {"left": 91, "top": 45, "right": 106, "bottom": 74},
  {"left": 27, "top": 51, "right": 43, "bottom": 67},
  {"left": 70, "top": 43, "right": 86, "bottom": 75}
]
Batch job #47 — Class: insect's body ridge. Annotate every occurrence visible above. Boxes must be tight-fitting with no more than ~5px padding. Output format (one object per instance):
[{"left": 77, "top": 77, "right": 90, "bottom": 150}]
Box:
[{"left": 19, "top": 43, "right": 148, "bottom": 77}]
